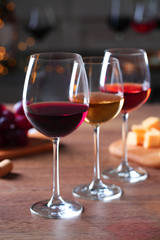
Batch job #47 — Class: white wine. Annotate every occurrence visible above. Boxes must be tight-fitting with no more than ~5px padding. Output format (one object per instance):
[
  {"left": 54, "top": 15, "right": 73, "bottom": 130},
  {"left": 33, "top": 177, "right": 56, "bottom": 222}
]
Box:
[{"left": 85, "top": 92, "right": 124, "bottom": 125}]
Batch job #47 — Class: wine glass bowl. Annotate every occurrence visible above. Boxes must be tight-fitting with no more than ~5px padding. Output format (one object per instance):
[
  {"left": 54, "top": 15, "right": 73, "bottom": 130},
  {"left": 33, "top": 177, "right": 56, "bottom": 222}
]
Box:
[
  {"left": 72, "top": 56, "right": 124, "bottom": 201},
  {"left": 131, "top": 0, "right": 157, "bottom": 34},
  {"left": 102, "top": 48, "right": 151, "bottom": 183},
  {"left": 23, "top": 52, "right": 89, "bottom": 218},
  {"left": 26, "top": 6, "right": 57, "bottom": 39},
  {"left": 107, "top": 0, "right": 131, "bottom": 32}
]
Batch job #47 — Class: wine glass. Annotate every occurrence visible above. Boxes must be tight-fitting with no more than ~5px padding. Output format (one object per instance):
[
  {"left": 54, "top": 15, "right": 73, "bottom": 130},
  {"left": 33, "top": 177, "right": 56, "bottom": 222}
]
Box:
[
  {"left": 131, "top": 0, "right": 157, "bottom": 33},
  {"left": 72, "top": 56, "right": 124, "bottom": 201},
  {"left": 107, "top": 0, "right": 131, "bottom": 32},
  {"left": 107, "top": 0, "right": 133, "bottom": 40},
  {"left": 102, "top": 48, "right": 151, "bottom": 183},
  {"left": 26, "top": 6, "right": 57, "bottom": 39},
  {"left": 22, "top": 52, "right": 89, "bottom": 219}
]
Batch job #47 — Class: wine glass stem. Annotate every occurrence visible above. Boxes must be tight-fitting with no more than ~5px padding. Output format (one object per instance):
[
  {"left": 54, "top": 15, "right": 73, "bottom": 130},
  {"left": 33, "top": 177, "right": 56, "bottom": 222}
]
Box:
[
  {"left": 48, "top": 138, "right": 62, "bottom": 207},
  {"left": 121, "top": 113, "right": 129, "bottom": 167},
  {"left": 93, "top": 125, "right": 100, "bottom": 181}
]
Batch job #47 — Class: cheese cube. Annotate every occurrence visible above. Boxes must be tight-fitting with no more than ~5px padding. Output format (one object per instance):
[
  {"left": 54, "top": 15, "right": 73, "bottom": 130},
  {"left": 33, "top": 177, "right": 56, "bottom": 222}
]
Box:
[
  {"left": 143, "top": 130, "right": 160, "bottom": 148},
  {"left": 127, "top": 131, "right": 144, "bottom": 146},
  {"left": 142, "top": 117, "right": 160, "bottom": 130},
  {"left": 131, "top": 124, "right": 146, "bottom": 134},
  {"left": 150, "top": 128, "right": 160, "bottom": 133}
]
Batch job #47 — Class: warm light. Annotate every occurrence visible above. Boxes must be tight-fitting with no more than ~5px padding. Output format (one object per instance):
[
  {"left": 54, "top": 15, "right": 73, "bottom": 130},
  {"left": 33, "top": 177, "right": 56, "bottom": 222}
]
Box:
[
  {"left": 0, "top": 19, "right": 4, "bottom": 29},
  {"left": 6, "top": 2, "right": 15, "bottom": 11},
  {"left": 18, "top": 42, "right": 27, "bottom": 51},
  {"left": 26, "top": 37, "right": 35, "bottom": 47},
  {"left": 45, "top": 65, "right": 53, "bottom": 72},
  {"left": 7, "top": 58, "right": 16, "bottom": 67},
  {"left": 0, "top": 53, "right": 4, "bottom": 61},
  {"left": 0, "top": 64, "right": 4, "bottom": 73},
  {"left": 0, "top": 65, "right": 8, "bottom": 75},
  {"left": 26, "top": 56, "right": 30, "bottom": 62},
  {"left": 4, "top": 52, "right": 9, "bottom": 61},
  {"left": 24, "top": 66, "right": 28, "bottom": 72},
  {"left": 123, "top": 62, "right": 135, "bottom": 74},
  {"left": 54, "top": 65, "right": 65, "bottom": 74},
  {"left": 31, "top": 71, "right": 37, "bottom": 84},
  {"left": 0, "top": 46, "right": 6, "bottom": 54},
  {"left": 2, "top": 67, "right": 8, "bottom": 75},
  {"left": 0, "top": 46, "right": 6, "bottom": 61}
]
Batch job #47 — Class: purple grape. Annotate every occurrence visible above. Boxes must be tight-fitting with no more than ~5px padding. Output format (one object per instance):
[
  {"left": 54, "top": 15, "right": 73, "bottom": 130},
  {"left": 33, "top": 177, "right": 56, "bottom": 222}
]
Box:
[
  {"left": 0, "top": 110, "right": 15, "bottom": 131},
  {"left": 13, "top": 101, "right": 25, "bottom": 116},
  {"left": 0, "top": 104, "right": 6, "bottom": 117},
  {"left": 3, "top": 128, "right": 17, "bottom": 145},
  {"left": 0, "top": 103, "right": 30, "bottom": 146},
  {"left": 15, "top": 115, "right": 32, "bottom": 130},
  {"left": 15, "top": 129, "right": 28, "bottom": 145},
  {"left": 4, "top": 128, "right": 28, "bottom": 146}
]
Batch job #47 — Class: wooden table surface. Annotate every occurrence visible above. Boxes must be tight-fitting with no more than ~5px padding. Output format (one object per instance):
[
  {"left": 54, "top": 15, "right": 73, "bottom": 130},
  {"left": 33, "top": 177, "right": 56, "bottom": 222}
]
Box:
[{"left": 1, "top": 103, "right": 160, "bottom": 240}]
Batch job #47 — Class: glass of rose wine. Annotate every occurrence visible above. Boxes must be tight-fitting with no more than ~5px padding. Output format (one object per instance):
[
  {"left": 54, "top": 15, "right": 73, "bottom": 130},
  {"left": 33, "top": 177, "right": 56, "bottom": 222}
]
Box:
[
  {"left": 72, "top": 56, "right": 124, "bottom": 201},
  {"left": 22, "top": 52, "right": 89, "bottom": 218},
  {"left": 102, "top": 48, "right": 151, "bottom": 183},
  {"left": 131, "top": 0, "right": 157, "bottom": 34}
]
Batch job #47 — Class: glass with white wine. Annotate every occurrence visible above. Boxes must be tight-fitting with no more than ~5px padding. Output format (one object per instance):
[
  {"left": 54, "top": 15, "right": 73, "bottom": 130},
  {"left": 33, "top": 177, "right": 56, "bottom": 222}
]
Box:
[{"left": 72, "top": 56, "right": 124, "bottom": 201}]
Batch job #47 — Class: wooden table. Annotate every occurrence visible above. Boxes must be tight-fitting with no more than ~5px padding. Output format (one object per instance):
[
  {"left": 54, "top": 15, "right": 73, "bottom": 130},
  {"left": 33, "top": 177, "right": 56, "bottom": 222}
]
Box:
[{"left": 0, "top": 104, "right": 160, "bottom": 240}]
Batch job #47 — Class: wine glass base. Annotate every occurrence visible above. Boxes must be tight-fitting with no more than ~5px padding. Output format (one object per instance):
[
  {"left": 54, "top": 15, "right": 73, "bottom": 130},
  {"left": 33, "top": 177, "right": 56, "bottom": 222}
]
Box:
[
  {"left": 30, "top": 199, "right": 83, "bottom": 219},
  {"left": 72, "top": 183, "right": 122, "bottom": 201},
  {"left": 102, "top": 167, "right": 148, "bottom": 183}
]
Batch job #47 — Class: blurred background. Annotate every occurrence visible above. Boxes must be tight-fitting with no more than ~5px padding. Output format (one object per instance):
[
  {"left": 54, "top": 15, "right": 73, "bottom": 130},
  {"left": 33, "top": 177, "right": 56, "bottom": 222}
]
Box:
[{"left": 0, "top": 0, "right": 160, "bottom": 103}]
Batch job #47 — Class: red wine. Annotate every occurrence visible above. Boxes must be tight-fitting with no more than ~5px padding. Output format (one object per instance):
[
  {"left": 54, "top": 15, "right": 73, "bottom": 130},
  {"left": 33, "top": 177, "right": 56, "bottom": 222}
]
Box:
[
  {"left": 27, "top": 26, "right": 52, "bottom": 39},
  {"left": 122, "top": 83, "right": 151, "bottom": 113},
  {"left": 107, "top": 17, "right": 130, "bottom": 32},
  {"left": 25, "top": 102, "right": 88, "bottom": 138},
  {"left": 103, "top": 83, "right": 151, "bottom": 114},
  {"left": 131, "top": 19, "right": 157, "bottom": 33}
]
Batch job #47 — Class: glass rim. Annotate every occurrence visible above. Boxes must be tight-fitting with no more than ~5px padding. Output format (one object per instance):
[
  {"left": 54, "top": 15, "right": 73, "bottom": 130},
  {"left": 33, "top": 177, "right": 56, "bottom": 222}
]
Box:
[
  {"left": 83, "top": 56, "right": 119, "bottom": 65},
  {"left": 30, "top": 52, "right": 82, "bottom": 61},
  {"left": 105, "top": 48, "right": 146, "bottom": 56}
]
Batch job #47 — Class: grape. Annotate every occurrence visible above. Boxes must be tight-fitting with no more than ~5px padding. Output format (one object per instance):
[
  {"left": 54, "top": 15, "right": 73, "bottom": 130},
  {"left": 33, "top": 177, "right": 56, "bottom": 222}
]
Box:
[
  {"left": 0, "top": 102, "right": 32, "bottom": 147},
  {"left": 13, "top": 101, "right": 25, "bottom": 116},
  {"left": 3, "top": 128, "right": 28, "bottom": 146},
  {"left": 3, "top": 128, "right": 17, "bottom": 145},
  {"left": 15, "top": 129, "right": 28, "bottom": 145},
  {"left": 0, "top": 110, "right": 15, "bottom": 131},
  {"left": 3, "top": 109, "right": 15, "bottom": 121},
  {"left": 0, "top": 116, "right": 10, "bottom": 131},
  {"left": 0, "top": 104, "right": 6, "bottom": 117},
  {"left": 15, "top": 115, "right": 32, "bottom": 130},
  {"left": 14, "top": 101, "right": 32, "bottom": 130}
]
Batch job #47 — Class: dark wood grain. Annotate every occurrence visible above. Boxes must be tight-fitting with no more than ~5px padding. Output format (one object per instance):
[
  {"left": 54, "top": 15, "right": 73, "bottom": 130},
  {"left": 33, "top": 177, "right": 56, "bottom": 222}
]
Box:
[{"left": 0, "top": 103, "right": 160, "bottom": 240}]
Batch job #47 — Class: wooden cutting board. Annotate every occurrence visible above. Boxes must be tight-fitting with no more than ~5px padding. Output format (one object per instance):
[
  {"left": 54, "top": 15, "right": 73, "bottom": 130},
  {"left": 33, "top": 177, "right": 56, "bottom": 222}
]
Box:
[
  {"left": 109, "top": 140, "right": 160, "bottom": 168},
  {"left": 0, "top": 130, "right": 52, "bottom": 161}
]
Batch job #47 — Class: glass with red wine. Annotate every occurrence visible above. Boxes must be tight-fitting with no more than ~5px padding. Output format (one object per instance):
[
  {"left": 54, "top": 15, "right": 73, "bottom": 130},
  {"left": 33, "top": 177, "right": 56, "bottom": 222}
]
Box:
[
  {"left": 26, "top": 6, "right": 57, "bottom": 40},
  {"left": 107, "top": 0, "right": 131, "bottom": 32},
  {"left": 72, "top": 56, "right": 124, "bottom": 201},
  {"left": 107, "top": 0, "right": 133, "bottom": 40},
  {"left": 22, "top": 52, "right": 89, "bottom": 219},
  {"left": 102, "top": 48, "right": 151, "bottom": 183},
  {"left": 131, "top": 0, "right": 157, "bottom": 34}
]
